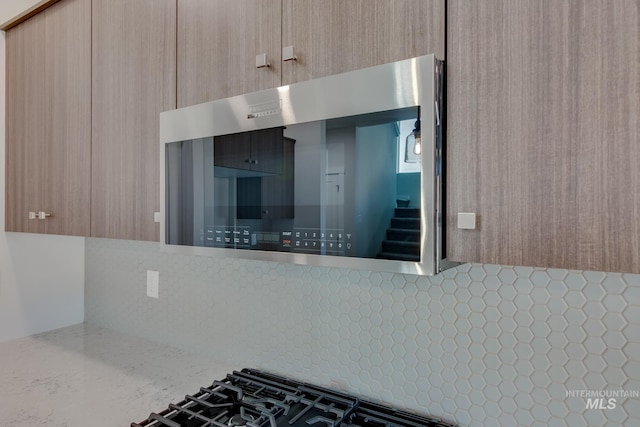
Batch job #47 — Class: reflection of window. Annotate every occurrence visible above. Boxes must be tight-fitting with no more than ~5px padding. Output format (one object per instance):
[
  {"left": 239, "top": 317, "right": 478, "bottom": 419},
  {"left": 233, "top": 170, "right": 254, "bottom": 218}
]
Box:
[
  {"left": 404, "top": 119, "right": 421, "bottom": 163},
  {"left": 397, "top": 119, "right": 421, "bottom": 173}
]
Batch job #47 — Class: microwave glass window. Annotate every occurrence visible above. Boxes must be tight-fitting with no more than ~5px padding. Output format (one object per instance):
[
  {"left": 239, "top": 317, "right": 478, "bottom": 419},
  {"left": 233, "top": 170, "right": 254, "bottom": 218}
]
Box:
[{"left": 165, "top": 106, "right": 421, "bottom": 262}]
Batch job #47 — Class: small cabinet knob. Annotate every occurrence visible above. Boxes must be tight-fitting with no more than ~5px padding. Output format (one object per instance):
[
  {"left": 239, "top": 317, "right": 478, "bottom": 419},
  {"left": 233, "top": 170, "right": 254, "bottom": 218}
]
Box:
[
  {"left": 457, "top": 212, "right": 476, "bottom": 230},
  {"left": 28, "top": 211, "right": 52, "bottom": 219},
  {"left": 255, "top": 53, "right": 270, "bottom": 68},
  {"left": 282, "top": 45, "right": 297, "bottom": 62}
]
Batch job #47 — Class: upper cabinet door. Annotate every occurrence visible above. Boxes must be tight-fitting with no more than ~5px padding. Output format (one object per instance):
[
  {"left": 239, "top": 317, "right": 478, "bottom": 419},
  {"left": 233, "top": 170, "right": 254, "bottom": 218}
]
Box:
[
  {"left": 177, "top": 0, "right": 282, "bottom": 107},
  {"left": 281, "top": 0, "right": 445, "bottom": 85},
  {"left": 5, "top": 0, "right": 91, "bottom": 236},
  {"left": 446, "top": 1, "right": 640, "bottom": 272},
  {"left": 91, "top": 0, "right": 176, "bottom": 241},
  {"left": 5, "top": 12, "right": 45, "bottom": 234}
]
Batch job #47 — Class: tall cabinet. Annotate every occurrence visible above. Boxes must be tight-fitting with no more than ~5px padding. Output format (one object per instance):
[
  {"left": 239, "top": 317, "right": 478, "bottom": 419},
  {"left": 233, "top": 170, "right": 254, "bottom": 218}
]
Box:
[
  {"left": 5, "top": 0, "right": 91, "bottom": 236},
  {"left": 446, "top": 1, "right": 640, "bottom": 272},
  {"left": 91, "top": 0, "right": 176, "bottom": 241},
  {"left": 177, "top": 0, "right": 445, "bottom": 105}
]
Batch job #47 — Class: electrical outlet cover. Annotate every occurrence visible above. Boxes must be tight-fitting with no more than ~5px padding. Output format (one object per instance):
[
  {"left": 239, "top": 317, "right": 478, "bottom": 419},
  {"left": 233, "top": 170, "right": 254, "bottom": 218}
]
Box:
[{"left": 146, "top": 270, "right": 159, "bottom": 298}]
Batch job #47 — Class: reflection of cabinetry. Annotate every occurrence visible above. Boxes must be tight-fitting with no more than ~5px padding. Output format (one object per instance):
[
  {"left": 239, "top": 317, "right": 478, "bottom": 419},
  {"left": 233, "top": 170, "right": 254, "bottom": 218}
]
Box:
[
  {"left": 214, "top": 128, "right": 295, "bottom": 220},
  {"left": 214, "top": 128, "right": 286, "bottom": 175}
]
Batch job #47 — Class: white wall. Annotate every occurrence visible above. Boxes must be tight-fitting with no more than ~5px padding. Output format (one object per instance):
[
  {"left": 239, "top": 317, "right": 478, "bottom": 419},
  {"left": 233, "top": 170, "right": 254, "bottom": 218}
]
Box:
[{"left": 0, "top": 0, "right": 84, "bottom": 342}]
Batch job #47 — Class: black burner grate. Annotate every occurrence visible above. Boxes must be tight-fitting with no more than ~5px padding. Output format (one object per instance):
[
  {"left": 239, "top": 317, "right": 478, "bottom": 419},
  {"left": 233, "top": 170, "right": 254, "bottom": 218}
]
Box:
[{"left": 131, "top": 369, "right": 456, "bottom": 427}]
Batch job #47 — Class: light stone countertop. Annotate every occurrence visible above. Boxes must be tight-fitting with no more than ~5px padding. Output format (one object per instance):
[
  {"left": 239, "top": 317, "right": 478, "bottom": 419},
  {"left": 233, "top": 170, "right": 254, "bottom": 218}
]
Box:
[{"left": 0, "top": 323, "right": 237, "bottom": 426}]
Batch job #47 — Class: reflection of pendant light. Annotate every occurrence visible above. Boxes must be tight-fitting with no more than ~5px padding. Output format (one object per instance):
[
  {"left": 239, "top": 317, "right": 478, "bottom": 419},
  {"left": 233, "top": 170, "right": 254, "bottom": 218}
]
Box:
[{"left": 404, "top": 120, "right": 421, "bottom": 163}]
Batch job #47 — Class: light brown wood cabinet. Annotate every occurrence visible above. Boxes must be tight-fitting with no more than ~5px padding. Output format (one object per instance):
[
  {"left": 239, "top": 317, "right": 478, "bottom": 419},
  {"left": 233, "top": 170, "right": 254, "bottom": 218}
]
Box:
[
  {"left": 446, "top": 0, "right": 640, "bottom": 273},
  {"left": 281, "top": 0, "right": 445, "bottom": 85},
  {"left": 177, "top": 0, "right": 445, "bottom": 107},
  {"left": 91, "top": 0, "right": 176, "bottom": 241},
  {"left": 5, "top": 0, "right": 443, "bottom": 242},
  {"left": 11, "top": 0, "right": 637, "bottom": 274},
  {"left": 177, "top": 0, "right": 282, "bottom": 108},
  {"left": 5, "top": 0, "right": 91, "bottom": 236}
]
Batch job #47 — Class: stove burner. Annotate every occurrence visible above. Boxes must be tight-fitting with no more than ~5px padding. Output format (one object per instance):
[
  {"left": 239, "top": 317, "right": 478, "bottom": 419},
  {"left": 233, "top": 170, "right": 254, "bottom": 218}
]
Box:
[
  {"left": 227, "top": 411, "right": 254, "bottom": 427},
  {"left": 131, "top": 369, "right": 455, "bottom": 427}
]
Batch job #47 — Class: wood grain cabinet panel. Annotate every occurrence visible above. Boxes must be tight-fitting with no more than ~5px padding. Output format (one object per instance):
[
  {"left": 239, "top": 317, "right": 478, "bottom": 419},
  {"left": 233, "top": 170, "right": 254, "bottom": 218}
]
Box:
[
  {"left": 91, "top": 0, "right": 176, "bottom": 241},
  {"left": 5, "top": 13, "right": 45, "bottom": 234},
  {"left": 5, "top": 0, "right": 91, "bottom": 236},
  {"left": 177, "top": 0, "right": 282, "bottom": 107},
  {"left": 446, "top": 0, "right": 640, "bottom": 272},
  {"left": 281, "top": 0, "right": 445, "bottom": 85},
  {"left": 178, "top": 0, "right": 444, "bottom": 106}
]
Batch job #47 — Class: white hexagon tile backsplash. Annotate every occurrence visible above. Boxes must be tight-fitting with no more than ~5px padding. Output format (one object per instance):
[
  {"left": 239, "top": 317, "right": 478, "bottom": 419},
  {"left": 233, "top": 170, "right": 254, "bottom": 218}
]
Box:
[{"left": 85, "top": 239, "right": 640, "bottom": 427}]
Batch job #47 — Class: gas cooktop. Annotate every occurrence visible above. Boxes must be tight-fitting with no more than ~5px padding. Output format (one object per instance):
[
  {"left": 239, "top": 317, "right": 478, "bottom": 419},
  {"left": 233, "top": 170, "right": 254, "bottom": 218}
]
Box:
[{"left": 131, "top": 368, "right": 455, "bottom": 427}]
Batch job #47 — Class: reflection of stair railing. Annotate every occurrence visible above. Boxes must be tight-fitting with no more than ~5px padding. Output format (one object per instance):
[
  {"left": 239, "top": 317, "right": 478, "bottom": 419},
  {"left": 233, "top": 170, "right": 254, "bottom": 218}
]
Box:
[{"left": 376, "top": 208, "right": 421, "bottom": 262}]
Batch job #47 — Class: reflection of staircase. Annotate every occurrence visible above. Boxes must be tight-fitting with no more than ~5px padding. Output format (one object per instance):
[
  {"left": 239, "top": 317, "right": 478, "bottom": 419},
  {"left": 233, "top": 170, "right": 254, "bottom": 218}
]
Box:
[{"left": 377, "top": 208, "right": 421, "bottom": 261}]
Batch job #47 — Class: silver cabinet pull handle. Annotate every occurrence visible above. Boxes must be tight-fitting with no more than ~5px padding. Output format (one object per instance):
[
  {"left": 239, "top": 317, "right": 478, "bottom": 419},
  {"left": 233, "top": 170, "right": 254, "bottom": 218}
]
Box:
[
  {"left": 255, "top": 53, "right": 270, "bottom": 68},
  {"left": 282, "top": 45, "right": 297, "bottom": 62},
  {"left": 28, "top": 211, "right": 52, "bottom": 219}
]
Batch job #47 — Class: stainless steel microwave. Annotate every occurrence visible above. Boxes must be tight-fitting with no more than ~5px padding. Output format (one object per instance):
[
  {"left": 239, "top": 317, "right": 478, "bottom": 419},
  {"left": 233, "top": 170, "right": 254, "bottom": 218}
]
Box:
[{"left": 160, "top": 54, "right": 450, "bottom": 275}]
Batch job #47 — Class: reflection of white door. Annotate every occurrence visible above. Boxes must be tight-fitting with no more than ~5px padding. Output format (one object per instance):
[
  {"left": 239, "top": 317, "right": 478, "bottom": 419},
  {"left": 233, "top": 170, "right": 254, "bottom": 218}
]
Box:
[{"left": 325, "top": 172, "right": 344, "bottom": 232}]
